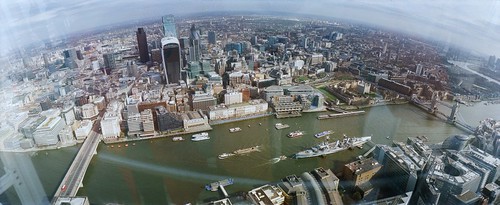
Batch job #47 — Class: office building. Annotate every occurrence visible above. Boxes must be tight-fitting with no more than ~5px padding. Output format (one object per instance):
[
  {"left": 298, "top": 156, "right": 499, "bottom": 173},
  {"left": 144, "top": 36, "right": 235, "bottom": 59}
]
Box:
[
  {"left": 161, "top": 37, "right": 182, "bottom": 84},
  {"left": 225, "top": 42, "right": 243, "bottom": 55},
  {"left": 141, "top": 109, "right": 155, "bottom": 133},
  {"left": 191, "top": 92, "right": 217, "bottom": 111},
  {"left": 248, "top": 185, "right": 285, "bottom": 205},
  {"left": 100, "top": 112, "right": 121, "bottom": 138},
  {"left": 155, "top": 106, "right": 183, "bottom": 132},
  {"left": 180, "top": 110, "right": 209, "bottom": 131},
  {"left": 81, "top": 103, "right": 98, "bottom": 119},
  {"left": 127, "top": 113, "right": 142, "bottom": 133},
  {"left": 208, "top": 31, "right": 216, "bottom": 44},
  {"left": 75, "top": 120, "right": 93, "bottom": 140},
  {"left": 103, "top": 53, "right": 116, "bottom": 69},
  {"left": 343, "top": 158, "right": 382, "bottom": 187},
  {"left": 208, "top": 99, "right": 268, "bottom": 121},
  {"left": 33, "top": 116, "right": 65, "bottom": 146},
  {"left": 63, "top": 49, "right": 78, "bottom": 69},
  {"left": 136, "top": 28, "right": 149, "bottom": 63},
  {"left": 162, "top": 14, "right": 177, "bottom": 38},
  {"left": 224, "top": 92, "right": 243, "bottom": 105}
]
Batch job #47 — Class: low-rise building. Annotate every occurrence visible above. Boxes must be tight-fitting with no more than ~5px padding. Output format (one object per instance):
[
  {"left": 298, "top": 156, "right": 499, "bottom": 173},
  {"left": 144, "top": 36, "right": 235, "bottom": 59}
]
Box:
[
  {"left": 208, "top": 99, "right": 268, "bottom": 121},
  {"left": 248, "top": 185, "right": 285, "bottom": 205},
  {"left": 75, "top": 120, "right": 93, "bottom": 140},
  {"left": 181, "top": 110, "right": 209, "bottom": 131},
  {"left": 100, "top": 113, "right": 121, "bottom": 138}
]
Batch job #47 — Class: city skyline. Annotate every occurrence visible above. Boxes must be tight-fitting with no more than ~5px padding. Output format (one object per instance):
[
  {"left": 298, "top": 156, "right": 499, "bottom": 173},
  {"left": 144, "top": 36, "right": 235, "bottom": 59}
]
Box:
[{"left": 1, "top": 0, "right": 500, "bottom": 57}]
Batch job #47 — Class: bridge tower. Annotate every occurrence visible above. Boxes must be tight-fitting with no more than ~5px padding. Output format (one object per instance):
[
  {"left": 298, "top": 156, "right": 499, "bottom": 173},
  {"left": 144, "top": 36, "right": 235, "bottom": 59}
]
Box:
[
  {"left": 448, "top": 101, "right": 459, "bottom": 123},
  {"left": 429, "top": 92, "right": 438, "bottom": 113}
]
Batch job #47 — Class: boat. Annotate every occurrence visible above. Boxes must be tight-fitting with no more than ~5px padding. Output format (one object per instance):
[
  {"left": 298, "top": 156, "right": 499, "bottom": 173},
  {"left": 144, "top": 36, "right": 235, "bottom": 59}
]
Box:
[
  {"left": 125, "top": 144, "right": 129, "bottom": 147},
  {"left": 288, "top": 130, "right": 304, "bottom": 138},
  {"left": 172, "top": 136, "right": 185, "bottom": 142},
  {"left": 191, "top": 132, "right": 210, "bottom": 141},
  {"left": 229, "top": 127, "right": 242, "bottom": 133},
  {"left": 279, "top": 155, "right": 287, "bottom": 160},
  {"left": 233, "top": 145, "right": 261, "bottom": 155},
  {"left": 294, "top": 136, "right": 372, "bottom": 159},
  {"left": 314, "top": 130, "right": 333, "bottom": 138},
  {"left": 132, "top": 143, "right": 136, "bottom": 146},
  {"left": 218, "top": 153, "right": 235, "bottom": 159},
  {"left": 259, "top": 123, "right": 262, "bottom": 126},
  {"left": 275, "top": 123, "right": 290, "bottom": 130}
]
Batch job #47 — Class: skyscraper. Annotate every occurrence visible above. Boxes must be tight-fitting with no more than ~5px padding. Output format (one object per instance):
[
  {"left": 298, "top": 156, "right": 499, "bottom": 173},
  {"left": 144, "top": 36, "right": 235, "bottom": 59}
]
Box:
[
  {"left": 208, "top": 31, "right": 216, "bottom": 44},
  {"left": 161, "top": 37, "right": 182, "bottom": 84},
  {"left": 103, "top": 53, "right": 116, "bottom": 69},
  {"left": 162, "top": 15, "right": 177, "bottom": 38},
  {"left": 63, "top": 49, "right": 78, "bottom": 69},
  {"left": 136, "top": 28, "right": 149, "bottom": 63}
]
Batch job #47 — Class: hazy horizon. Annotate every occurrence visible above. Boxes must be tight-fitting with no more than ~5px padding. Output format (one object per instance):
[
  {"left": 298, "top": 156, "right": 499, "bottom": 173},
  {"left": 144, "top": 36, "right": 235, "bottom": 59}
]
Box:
[{"left": 1, "top": 0, "right": 500, "bottom": 58}]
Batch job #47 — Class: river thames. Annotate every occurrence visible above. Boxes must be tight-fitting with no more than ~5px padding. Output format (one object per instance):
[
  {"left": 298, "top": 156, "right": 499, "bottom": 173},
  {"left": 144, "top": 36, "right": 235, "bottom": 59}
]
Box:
[{"left": 4, "top": 102, "right": 500, "bottom": 204}]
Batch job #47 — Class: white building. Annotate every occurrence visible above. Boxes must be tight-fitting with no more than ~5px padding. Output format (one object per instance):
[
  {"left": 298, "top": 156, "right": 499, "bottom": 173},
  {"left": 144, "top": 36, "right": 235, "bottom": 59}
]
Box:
[
  {"left": 224, "top": 92, "right": 243, "bottom": 105},
  {"left": 58, "top": 126, "right": 75, "bottom": 144},
  {"left": 181, "top": 110, "right": 209, "bottom": 131},
  {"left": 81, "top": 103, "right": 98, "bottom": 119},
  {"left": 141, "top": 109, "right": 155, "bottom": 133},
  {"left": 127, "top": 113, "right": 142, "bottom": 133},
  {"left": 100, "top": 113, "right": 121, "bottom": 138},
  {"left": 248, "top": 185, "right": 285, "bottom": 205},
  {"left": 209, "top": 99, "right": 268, "bottom": 121},
  {"left": 75, "top": 120, "right": 93, "bottom": 140},
  {"left": 33, "top": 116, "right": 65, "bottom": 146},
  {"left": 61, "top": 103, "right": 76, "bottom": 125},
  {"left": 1, "top": 126, "right": 23, "bottom": 150}
]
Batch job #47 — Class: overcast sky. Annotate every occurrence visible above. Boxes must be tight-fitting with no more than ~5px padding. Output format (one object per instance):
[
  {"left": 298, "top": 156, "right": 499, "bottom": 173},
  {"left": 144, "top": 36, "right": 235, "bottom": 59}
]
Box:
[{"left": 1, "top": 0, "right": 500, "bottom": 58}]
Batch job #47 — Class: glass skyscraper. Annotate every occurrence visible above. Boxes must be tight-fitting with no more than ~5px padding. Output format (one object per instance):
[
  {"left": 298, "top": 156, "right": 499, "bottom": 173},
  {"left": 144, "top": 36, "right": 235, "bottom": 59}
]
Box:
[{"left": 162, "top": 15, "right": 177, "bottom": 38}]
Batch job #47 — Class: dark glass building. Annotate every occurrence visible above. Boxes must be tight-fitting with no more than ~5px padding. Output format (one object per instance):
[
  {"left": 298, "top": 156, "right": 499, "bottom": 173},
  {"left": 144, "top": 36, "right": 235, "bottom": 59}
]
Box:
[
  {"left": 208, "top": 31, "right": 216, "bottom": 44},
  {"left": 136, "top": 28, "right": 149, "bottom": 63},
  {"left": 161, "top": 37, "right": 182, "bottom": 84},
  {"left": 155, "top": 106, "right": 182, "bottom": 132}
]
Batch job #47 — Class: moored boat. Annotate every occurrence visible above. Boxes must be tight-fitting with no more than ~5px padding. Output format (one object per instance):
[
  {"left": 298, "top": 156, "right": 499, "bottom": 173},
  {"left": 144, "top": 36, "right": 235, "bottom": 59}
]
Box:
[{"left": 294, "top": 136, "right": 372, "bottom": 159}]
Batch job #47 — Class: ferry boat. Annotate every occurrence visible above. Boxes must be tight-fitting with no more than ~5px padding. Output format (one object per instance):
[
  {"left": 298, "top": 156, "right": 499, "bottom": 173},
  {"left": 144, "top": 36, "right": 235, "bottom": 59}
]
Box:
[
  {"left": 314, "top": 130, "right": 333, "bottom": 138},
  {"left": 218, "top": 153, "right": 235, "bottom": 159},
  {"left": 275, "top": 123, "right": 290, "bottom": 130},
  {"left": 229, "top": 127, "right": 242, "bottom": 133},
  {"left": 172, "top": 136, "right": 185, "bottom": 142},
  {"left": 294, "top": 136, "right": 372, "bottom": 159},
  {"left": 288, "top": 130, "right": 304, "bottom": 138},
  {"left": 233, "top": 145, "right": 261, "bottom": 154},
  {"left": 191, "top": 132, "right": 210, "bottom": 141}
]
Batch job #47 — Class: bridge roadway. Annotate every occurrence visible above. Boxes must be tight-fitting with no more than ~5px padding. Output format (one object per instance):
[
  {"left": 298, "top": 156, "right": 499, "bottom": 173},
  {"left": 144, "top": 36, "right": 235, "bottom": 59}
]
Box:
[{"left": 52, "top": 125, "right": 102, "bottom": 202}]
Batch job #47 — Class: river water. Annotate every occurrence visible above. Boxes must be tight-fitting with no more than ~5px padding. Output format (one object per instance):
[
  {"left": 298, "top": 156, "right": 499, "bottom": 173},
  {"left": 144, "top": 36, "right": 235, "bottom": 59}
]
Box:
[{"left": 3, "top": 103, "right": 500, "bottom": 204}]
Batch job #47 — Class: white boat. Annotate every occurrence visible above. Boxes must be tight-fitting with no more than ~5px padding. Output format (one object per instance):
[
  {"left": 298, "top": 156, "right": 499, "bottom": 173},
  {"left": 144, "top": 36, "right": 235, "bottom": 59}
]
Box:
[
  {"left": 288, "top": 131, "right": 304, "bottom": 138},
  {"left": 218, "top": 153, "right": 235, "bottom": 159},
  {"left": 172, "top": 136, "right": 185, "bottom": 142},
  {"left": 314, "top": 130, "right": 333, "bottom": 138},
  {"left": 192, "top": 132, "right": 210, "bottom": 141},
  {"left": 275, "top": 123, "right": 290, "bottom": 130},
  {"left": 229, "top": 127, "right": 242, "bottom": 133}
]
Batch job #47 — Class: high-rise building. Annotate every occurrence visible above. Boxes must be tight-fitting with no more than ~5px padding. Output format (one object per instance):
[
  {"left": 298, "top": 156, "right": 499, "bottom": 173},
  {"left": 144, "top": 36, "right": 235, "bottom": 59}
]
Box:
[
  {"left": 161, "top": 37, "right": 182, "bottom": 84},
  {"left": 162, "top": 15, "right": 177, "bottom": 38},
  {"left": 225, "top": 42, "right": 243, "bottom": 54},
  {"left": 103, "top": 53, "right": 116, "bottom": 69},
  {"left": 416, "top": 64, "right": 423, "bottom": 76},
  {"left": 63, "top": 49, "right": 78, "bottom": 69},
  {"left": 208, "top": 31, "right": 216, "bottom": 44},
  {"left": 136, "top": 28, "right": 150, "bottom": 63}
]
